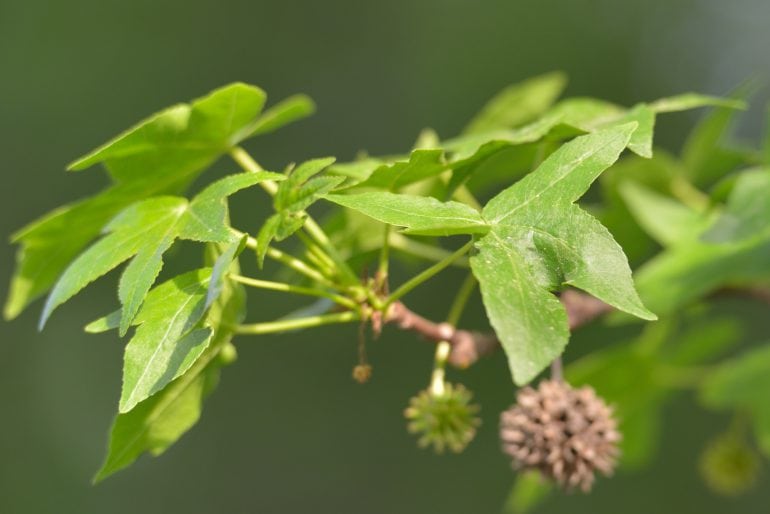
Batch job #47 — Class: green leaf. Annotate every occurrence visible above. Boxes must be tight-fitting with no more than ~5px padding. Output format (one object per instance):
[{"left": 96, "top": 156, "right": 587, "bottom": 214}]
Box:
[
  {"left": 39, "top": 197, "right": 188, "bottom": 330},
  {"left": 84, "top": 309, "right": 122, "bottom": 334},
  {"left": 274, "top": 157, "right": 338, "bottom": 212},
  {"left": 680, "top": 87, "right": 752, "bottom": 186},
  {"left": 650, "top": 93, "right": 746, "bottom": 113},
  {"left": 8, "top": 84, "right": 301, "bottom": 321},
  {"left": 40, "top": 172, "right": 276, "bottom": 331},
  {"left": 94, "top": 348, "right": 223, "bottom": 482},
  {"left": 464, "top": 71, "right": 567, "bottom": 134},
  {"left": 69, "top": 83, "right": 267, "bottom": 179},
  {"left": 634, "top": 236, "right": 770, "bottom": 315},
  {"left": 700, "top": 343, "right": 770, "bottom": 456},
  {"left": 180, "top": 171, "right": 283, "bottom": 242},
  {"left": 206, "top": 236, "right": 247, "bottom": 309},
  {"left": 701, "top": 344, "right": 770, "bottom": 409},
  {"left": 6, "top": 187, "right": 134, "bottom": 320},
  {"left": 703, "top": 168, "right": 770, "bottom": 243},
  {"left": 119, "top": 269, "right": 214, "bottom": 413},
  {"left": 95, "top": 245, "right": 246, "bottom": 482},
  {"left": 471, "top": 125, "right": 653, "bottom": 384},
  {"left": 483, "top": 124, "right": 640, "bottom": 223},
  {"left": 322, "top": 192, "right": 489, "bottom": 236},
  {"left": 618, "top": 181, "right": 706, "bottom": 247},
  {"left": 348, "top": 149, "right": 446, "bottom": 191},
  {"left": 243, "top": 94, "right": 315, "bottom": 138},
  {"left": 503, "top": 470, "right": 553, "bottom": 514},
  {"left": 470, "top": 228, "right": 568, "bottom": 384}
]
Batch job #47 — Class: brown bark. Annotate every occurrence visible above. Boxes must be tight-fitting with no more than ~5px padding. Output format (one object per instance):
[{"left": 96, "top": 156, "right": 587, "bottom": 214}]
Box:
[{"left": 385, "top": 289, "right": 612, "bottom": 368}]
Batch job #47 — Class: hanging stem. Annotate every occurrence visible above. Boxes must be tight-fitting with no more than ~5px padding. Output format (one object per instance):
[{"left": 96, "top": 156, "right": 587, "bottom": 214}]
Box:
[
  {"left": 430, "top": 341, "right": 452, "bottom": 396},
  {"left": 236, "top": 311, "right": 359, "bottom": 335},
  {"left": 550, "top": 357, "right": 563, "bottom": 382},
  {"left": 377, "top": 224, "right": 391, "bottom": 286},
  {"left": 385, "top": 240, "right": 474, "bottom": 307},
  {"left": 228, "top": 274, "right": 358, "bottom": 310}
]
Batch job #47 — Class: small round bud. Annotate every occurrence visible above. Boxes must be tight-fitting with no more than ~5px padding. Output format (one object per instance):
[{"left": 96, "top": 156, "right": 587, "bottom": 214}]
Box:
[
  {"left": 352, "top": 364, "right": 373, "bottom": 384},
  {"left": 500, "top": 380, "right": 620, "bottom": 492},
  {"left": 404, "top": 383, "right": 481, "bottom": 453},
  {"left": 699, "top": 433, "right": 760, "bottom": 496}
]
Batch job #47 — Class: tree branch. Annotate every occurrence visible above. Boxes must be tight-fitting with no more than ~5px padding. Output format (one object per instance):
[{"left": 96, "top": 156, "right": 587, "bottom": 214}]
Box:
[{"left": 385, "top": 289, "right": 612, "bottom": 368}]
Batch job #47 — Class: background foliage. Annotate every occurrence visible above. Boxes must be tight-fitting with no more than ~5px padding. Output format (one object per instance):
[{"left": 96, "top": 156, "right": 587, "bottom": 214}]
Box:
[{"left": 1, "top": 1, "right": 769, "bottom": 513}]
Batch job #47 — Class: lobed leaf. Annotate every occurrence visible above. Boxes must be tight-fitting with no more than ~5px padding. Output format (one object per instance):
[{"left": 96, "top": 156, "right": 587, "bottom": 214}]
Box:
[
  {"left": 471, "top": 125, "right": 654, "bottom": 384},
  {"left": 95, "top": 244, "right": 246, "bottom": 481},
  {"left": 8, "top": 83, "right": 310, "bottom": 321}
]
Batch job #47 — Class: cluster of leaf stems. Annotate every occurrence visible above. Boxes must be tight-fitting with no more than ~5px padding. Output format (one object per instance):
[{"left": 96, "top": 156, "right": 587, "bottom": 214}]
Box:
[{"left": 226, "top": 144, "right": 478, "bottom": 382}]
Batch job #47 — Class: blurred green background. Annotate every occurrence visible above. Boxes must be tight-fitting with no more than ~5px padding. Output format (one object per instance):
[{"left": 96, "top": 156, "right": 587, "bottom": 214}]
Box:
[{"left": 2, "top": 1, "right": 770, "bottom": 513}]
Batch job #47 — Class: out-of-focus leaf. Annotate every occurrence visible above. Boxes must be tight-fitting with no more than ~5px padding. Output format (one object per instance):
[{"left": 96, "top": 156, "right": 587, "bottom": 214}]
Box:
[
  {"left": 680, "top": 88, "right": 752, "bottom": 186},
  {"left": 618, "top": 181, "right": 706, "bottom": 247},
  {"left": 463, "top": 71, "right": 567, "bottom": 134},
  {"left": 503, "top": 470, "right": 553, "bottom": 514},
  {"left": 635, "top": 237, "right": 770, "bottom": 315},
  {"left": 650, "top": 93, "right": 746, "bottom": 114},
  {"left": 702, "top": 168, "right": 770, "bottom": 243},
  {"left": 701, "top": 343, "right": 770, "bottom": 456},
  {"left": 243, "top": 94, "right": 315, "bottom": 138}
]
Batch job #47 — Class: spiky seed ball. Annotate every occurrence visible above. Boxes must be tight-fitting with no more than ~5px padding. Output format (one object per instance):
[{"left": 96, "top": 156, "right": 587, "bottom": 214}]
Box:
[
  {"left": 404, "top": 383, "right": 481, "bottom": 453},
  {"left": 699, "top": 434, "right": 760, "bottom": 496},
  {"left": 500, "top": 380, "right": 620, "bottom": 492}
]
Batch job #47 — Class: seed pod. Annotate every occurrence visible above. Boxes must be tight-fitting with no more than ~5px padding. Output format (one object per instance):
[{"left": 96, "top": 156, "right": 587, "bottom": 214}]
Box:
[
  {"left": 500, "top": 380, "right": 620, "bottom": 492},
  {"left": 405, "top": 383, "right": 481, "bottom": 453},
  {"left": 699, "top": 433, "right": 760, "bottom": 496}
]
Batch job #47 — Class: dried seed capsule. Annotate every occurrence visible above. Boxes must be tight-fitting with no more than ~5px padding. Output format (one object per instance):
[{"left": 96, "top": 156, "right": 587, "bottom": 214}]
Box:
[{"left": 500, "top": 380, "right": 620, "bottom": 492}]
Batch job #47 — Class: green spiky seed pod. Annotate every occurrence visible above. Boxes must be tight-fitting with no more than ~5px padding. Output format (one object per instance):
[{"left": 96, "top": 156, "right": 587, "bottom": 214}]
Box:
[
  {"left": 404, "top": 383, "right": 481, "bottom": 453},
  {"left": 699, "top": 434, "right": 760, "bottom": 496}
]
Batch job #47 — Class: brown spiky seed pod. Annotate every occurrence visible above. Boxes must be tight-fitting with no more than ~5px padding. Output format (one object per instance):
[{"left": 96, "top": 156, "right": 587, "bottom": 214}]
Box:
[{"left": 500, "top": 380, "right": 620, "bottom": 492}]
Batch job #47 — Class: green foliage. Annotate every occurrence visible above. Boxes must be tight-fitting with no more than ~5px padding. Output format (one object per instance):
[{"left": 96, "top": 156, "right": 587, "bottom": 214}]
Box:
[{"left": 5, "top": 74, "right": 769, "bottom": 501}]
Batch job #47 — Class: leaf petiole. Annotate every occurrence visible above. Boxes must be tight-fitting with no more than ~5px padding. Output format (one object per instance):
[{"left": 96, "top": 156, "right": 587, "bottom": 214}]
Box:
[
  {"left": 385, "top": 240, "right": 474, "bottom": 308},
  {"left": 228, "top": 273, "right": 358, "bottom": 310},
  {"left": 235, "top": 310, "right": 359, "bottom": 335}
]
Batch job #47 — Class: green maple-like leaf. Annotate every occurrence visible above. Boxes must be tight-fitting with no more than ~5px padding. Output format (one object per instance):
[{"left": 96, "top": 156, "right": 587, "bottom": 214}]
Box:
[
  {"left": 474, "top": 124, "right": 655, "bottom": 384},
  {"left": 256, "top": 157, "right": 341, "bottom": 266},
  {"left": 6, "top": 83, "right": 308, "bottom": 321},
  {"left": 94, "top": 247, "right": 246, "bottom": 481},
  {"left": 119, "top": 269, "right": 214, "bottom": 413},
  {"left": 323, "top": 125, "right": 653, "bottom": 384},
  {"left": 40, "top": 172, "right": 280, "bottom": 333}
]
